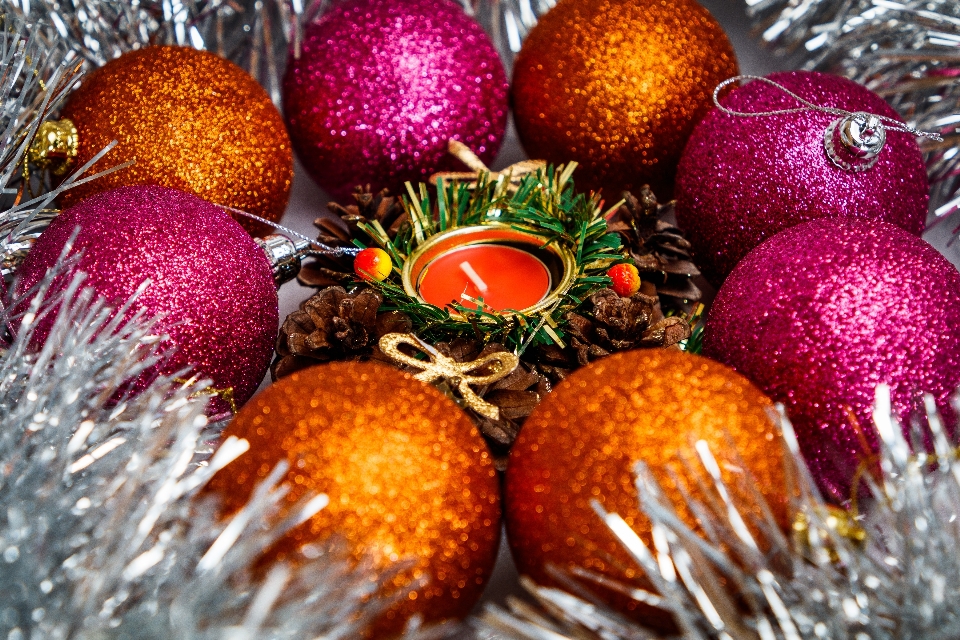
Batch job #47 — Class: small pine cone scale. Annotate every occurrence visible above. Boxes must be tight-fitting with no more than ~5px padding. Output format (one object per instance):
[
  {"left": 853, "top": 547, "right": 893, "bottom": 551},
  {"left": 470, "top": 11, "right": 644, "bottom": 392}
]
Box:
[{"left": 530, "top": 287, "right": 691, "bottom": 371}]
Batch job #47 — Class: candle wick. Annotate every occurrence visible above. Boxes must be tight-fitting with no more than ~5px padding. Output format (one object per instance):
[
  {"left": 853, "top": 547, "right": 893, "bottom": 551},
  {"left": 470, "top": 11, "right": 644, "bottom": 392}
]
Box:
[{"left": 459, "top": 261, "right": 489, "bottom": 293}]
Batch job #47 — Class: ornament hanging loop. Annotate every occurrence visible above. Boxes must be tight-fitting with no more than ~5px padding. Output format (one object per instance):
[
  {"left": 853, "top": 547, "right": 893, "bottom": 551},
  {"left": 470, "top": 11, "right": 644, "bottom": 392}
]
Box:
[
  {"left": 219, "top": 204, "right": 360, "bottom": 287},
  {"left": 713, "top": 75, "right": 942, "bottom": 173}
]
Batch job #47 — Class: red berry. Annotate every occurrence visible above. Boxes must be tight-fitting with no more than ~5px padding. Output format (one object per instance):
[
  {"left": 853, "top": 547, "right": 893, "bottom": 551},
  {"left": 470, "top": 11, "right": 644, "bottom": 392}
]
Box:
[
  {"left": 353, "top": 247, "right": 392, "bottom": 281},
  {"left": 607, "top": 262, "right": 641, "bottom": 297}
]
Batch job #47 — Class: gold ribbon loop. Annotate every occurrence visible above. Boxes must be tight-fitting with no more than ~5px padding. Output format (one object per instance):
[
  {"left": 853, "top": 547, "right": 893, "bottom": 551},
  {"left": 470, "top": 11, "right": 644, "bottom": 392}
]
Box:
[{"left": 379, "top": 332, "right": 520, "bottom": 420}]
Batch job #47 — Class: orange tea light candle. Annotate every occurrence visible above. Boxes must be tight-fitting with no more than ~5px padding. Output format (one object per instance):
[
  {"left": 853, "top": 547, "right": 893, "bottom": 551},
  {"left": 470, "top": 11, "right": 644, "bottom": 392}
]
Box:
[
  {"left": 418, "top": 244, "right": 551, "bottom": 311},
  {"left": 402, "top": 224, "right": 576, "bottom": 317}
]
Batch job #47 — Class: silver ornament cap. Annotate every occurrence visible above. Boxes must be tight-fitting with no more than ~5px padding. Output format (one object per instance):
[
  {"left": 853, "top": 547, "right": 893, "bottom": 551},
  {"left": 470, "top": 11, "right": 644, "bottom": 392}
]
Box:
[
  {"left": 825, "top": 112, "right": 886, "bottom": 172},
  {"left": 255, "top": 234, "right": 311, "bottom": 286}
]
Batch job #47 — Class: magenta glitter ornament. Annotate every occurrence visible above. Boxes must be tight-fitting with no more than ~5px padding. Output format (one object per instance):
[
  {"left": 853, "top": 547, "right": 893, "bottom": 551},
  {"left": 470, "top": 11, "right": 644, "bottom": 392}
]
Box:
[
  {"left": 703, "top": 217, "right": 960, "bottom": 503},
  {"left": 282, "top": 0, "right": 509, "bottom": 201},
  {"left": 16, "top": 186, "right": 278, "bottom": 413},
  {"left": 675, "top": 71, "right": 929, "bottom": 285}
]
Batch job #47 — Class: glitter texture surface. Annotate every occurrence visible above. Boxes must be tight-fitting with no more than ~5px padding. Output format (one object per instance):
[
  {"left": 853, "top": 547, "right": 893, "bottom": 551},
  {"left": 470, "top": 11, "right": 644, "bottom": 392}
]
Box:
[
  {"left": 511, "top": 0, "right": 737, "bottom": 200},
  {"left": 703, "top": 217, "right": 960, "bottom": 503},
  {"left": 283, "top": 0, "right": 509, "bottom": 201},
  {"left": 60, "top": 46, "right": 293, "bottom": 237},
  {"left": 504, "top": 349, "right": 787, "bottom": 629},
  {"left": 208, "top": 361, "right": 501, "bottom": 634},
  {"left": 16, "top": 186, "right": 278, "bottom": 412},
  {"left": 675, "top": 71, "right": 929, "bottom": 284}
]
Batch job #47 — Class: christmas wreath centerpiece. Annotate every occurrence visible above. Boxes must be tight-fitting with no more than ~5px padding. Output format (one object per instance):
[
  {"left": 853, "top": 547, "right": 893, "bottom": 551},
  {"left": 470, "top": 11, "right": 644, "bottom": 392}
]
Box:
[{"left": 275, "top": 150, "right": 702, "bottom": 463}]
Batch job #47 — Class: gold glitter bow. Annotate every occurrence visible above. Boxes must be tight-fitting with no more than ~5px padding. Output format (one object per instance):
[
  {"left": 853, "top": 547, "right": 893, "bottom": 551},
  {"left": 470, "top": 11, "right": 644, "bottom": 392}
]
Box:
[
  {"left": 429, "top": 139, "right": 546, "bottom": 193},
  {"left": 379, "top": 332, "right": 520, "bottom": 420}
]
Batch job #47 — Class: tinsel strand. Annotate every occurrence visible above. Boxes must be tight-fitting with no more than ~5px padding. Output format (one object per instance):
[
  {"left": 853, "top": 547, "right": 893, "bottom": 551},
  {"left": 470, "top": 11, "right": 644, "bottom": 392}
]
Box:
[{"left": 0, "top": 14, "right": 79, "bottom": 196}]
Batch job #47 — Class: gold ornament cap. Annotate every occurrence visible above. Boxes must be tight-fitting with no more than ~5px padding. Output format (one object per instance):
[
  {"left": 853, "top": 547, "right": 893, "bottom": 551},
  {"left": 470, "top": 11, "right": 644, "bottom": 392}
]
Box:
[{"left": 28, "top": 119, "right": 79, "bottom": 175}]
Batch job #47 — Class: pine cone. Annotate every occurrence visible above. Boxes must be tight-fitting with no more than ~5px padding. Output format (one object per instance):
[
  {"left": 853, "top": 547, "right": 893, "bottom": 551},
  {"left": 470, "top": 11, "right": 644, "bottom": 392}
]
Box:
[
  {"left": 298, "top": 185, "right": 406, "bottom": 288},
  {"left": 432, "top": 338, "right": 550, "bottom": 469},
  {"left": 272, "top": 286, "right": 412, "bottom": 379},
  {"left": 607, "top": 186, "right": 702, "bottom": 312},
  {"left": 531, "top": 288, "right": 691, "bottom": 371}
]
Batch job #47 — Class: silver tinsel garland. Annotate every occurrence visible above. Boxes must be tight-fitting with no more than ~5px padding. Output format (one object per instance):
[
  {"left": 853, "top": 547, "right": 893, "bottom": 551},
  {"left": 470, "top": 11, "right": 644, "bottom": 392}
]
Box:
[
  {"left": 0, "top": 14, "right": 133, "bottom": 281},
  {"left": 0, "top": 14, "right": 77, "bottom": 279},
  {"left": 4, "top": 0, "right": 320, "bottom": 104},
  {"left": 475, "top": 389, "right": 960, "bottom": 639},
  {"left": 0, "top": 260, "right": 410, "bottom": 638},
  {"left": 462, "top": 0, "right": 555, "bottom": 69},
  {"left": 0, "top": 17, "right": 459, "bottom": 632},
  {"left": 6, "top": 0, "right": 556, "bottom": 96},
  {"left": 743, "top": 0, "right": 960, "bottom": 231}
]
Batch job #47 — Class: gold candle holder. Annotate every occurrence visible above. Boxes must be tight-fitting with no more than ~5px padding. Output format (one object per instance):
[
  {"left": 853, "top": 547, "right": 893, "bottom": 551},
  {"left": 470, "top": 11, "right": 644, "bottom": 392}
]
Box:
[{"left": 401, "top": 223, "right": 577, "bottom": 317}]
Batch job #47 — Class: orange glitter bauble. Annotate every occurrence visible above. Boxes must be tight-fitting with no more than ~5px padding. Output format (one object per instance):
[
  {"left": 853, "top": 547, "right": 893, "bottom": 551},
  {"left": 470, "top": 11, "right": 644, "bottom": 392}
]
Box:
[
  {"left": 511, "top": 0, "right": 738, "bottom": 199},
  {"left": 504, "top": 349, "right": 789, "bottom": 629},
  {"left": 60, "top": 46, "right": 292, "bottom": 236},
  {"left": 208, "top": 361, "right": 501, "bottom": 635}
]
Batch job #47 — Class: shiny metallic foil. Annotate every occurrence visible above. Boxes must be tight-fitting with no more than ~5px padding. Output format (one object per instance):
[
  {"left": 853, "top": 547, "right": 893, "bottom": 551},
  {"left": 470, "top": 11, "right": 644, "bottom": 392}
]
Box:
[
  {"left": 504, "top": 349, "right": 788, "bottom": 630},
  {"left": 208, "top": 361, "right": 502, "bottom": 635},
  {"left": 511, "top": 0, "right": 738, "bottom": 200},
  {"left": 59, "top": 46, "right": 293, "bottom": 236},
  {"left": 0, "top": 267, "right": 391, "bottom": 638}
]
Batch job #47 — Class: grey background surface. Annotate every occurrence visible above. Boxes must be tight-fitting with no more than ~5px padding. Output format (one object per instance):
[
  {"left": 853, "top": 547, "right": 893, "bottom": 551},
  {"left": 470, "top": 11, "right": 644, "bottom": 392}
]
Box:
[{"left": 267, "top": 0, "right": 956, "bottom": 611}]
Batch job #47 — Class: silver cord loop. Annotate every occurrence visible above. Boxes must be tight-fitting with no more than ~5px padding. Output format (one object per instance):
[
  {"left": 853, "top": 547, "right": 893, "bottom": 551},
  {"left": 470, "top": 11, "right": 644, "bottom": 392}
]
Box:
[
  {"left": 216, "top": 203, "right": 359, "bottom": 258},
  {"left": 712, "top": 75, "right": 943, "bottom": 142}
]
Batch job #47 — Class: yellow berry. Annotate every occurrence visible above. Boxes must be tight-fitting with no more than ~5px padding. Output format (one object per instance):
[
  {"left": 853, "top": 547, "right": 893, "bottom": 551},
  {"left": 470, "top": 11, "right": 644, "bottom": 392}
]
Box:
[
  {"left": 354, "top": 247, "right": 392, "bottom": 281},
  {"left": 607, "top": 262, "right": 641, "bottom": 297}
]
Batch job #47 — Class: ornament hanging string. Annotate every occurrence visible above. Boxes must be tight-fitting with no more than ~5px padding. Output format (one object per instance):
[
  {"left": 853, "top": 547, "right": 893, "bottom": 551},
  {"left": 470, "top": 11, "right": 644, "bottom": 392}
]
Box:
[
  {"left": 217, "top": 204, "right": 359, "bottom": 260},
  {"left": 713, "top": 75, "right": 943, "bottom": 141}
]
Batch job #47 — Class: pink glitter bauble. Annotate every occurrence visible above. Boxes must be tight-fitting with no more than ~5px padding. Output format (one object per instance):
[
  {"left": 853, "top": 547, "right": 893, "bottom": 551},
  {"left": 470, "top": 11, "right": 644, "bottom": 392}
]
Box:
[
  {"left": 703, "top": 217, "right": 960, "bottom": 502},
  {"left": 283, "top": 0, "right": 509, "bottom": 200},
  {"left": 675, "top": 71, "right": 929, "bottom": 284},
  {"left": 16, "top": 186, "right": 278, "bottom": 413}
]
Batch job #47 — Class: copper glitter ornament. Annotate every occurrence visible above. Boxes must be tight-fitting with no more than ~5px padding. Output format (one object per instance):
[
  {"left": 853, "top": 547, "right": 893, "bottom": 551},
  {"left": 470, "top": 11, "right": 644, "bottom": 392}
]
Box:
[
  {"left": 60, "top": 46, "right": 293, "bottom": 236},
  {"left": 504, "top": 349, "right": 789, "bottom": 629},
  {"left": 511, "top": 0, "right": 738, "bottom": 199},
  {"left": 208, "top": 361, "right": 501, "bottom": 635}
]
